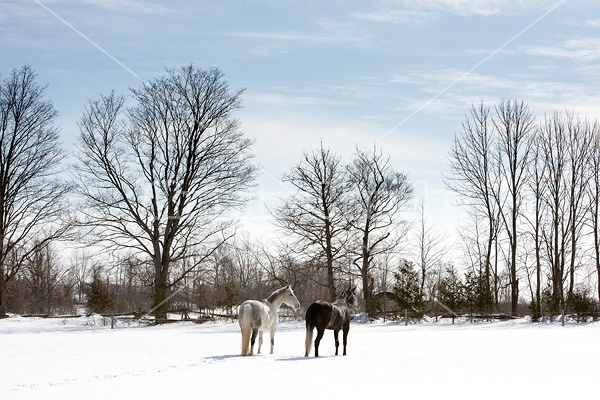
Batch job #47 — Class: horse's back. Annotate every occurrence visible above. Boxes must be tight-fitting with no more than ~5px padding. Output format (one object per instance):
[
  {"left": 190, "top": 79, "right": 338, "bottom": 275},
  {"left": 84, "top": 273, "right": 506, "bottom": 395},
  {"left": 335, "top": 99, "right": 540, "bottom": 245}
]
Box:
[
  {"left": 238, "top": 299, "right": 270, "bottom": 329},
  {"left": 305, "top": 300, "right": 333, "bottom": 329},
  {"left": 330, "top": 304, "right": 351, "bottom": 328}
]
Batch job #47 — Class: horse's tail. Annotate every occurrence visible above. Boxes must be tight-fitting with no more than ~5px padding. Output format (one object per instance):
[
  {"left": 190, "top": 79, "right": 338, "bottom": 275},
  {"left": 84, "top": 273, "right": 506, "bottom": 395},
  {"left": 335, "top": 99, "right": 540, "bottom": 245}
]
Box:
[
  {"left": 304, "top": 311, "right": 315, "bottom": 357},
  {"left": 239, "top": 303, "right": 253, "bottom": 356}
]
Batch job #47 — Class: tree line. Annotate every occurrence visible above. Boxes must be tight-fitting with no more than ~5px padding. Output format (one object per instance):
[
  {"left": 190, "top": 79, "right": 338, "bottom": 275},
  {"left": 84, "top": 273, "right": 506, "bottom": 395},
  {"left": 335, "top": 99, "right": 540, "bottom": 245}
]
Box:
[
  {"left": 445, "top": 100, "right": 600, "bottom": 320},
  {"left": 1, "top": 64, "right": 599, "bottom": 322}
]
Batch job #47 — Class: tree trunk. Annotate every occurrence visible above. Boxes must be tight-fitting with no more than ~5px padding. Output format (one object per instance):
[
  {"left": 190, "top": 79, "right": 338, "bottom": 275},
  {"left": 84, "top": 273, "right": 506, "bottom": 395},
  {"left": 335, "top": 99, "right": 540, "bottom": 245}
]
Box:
[
  {"left": 510, "top": 220, "right": 519, "bottom": 316},
  {"left": 361, "top": 229, "right": 373, "bottom": 316},
  {"left": 0, "top": 276, "right": 6, "bottom": 318},
  {"left": 361, "top": 261, "right": 371, "bottom": 316},
  {"left": 326, "top": 256, "right": 336, "bottom": 302},
  {"left": 485, "top": 225, "right": 494, "bottom": 313},
  {"left": 153, "top": 260, "right": 169, "bottom": 323},
  {"left": 535, "top": 224, "right": 542, "bottom": 320},
  {"left": 595, "top": 214, "right": 600, "bottom": 306},
  {"left": 324, "top": 205, "right": 337, "bottom": 302}
]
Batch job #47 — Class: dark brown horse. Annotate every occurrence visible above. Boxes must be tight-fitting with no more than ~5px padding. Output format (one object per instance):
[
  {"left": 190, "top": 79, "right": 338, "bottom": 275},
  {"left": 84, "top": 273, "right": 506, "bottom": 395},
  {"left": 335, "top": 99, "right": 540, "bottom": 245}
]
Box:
[{"left": 304, "top": 287, "right": 360, "bottom": 357}]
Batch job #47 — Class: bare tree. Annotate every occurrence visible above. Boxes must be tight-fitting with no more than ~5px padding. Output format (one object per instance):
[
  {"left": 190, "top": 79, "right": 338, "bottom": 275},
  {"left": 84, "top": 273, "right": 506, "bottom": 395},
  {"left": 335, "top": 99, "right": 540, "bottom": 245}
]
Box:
[
  {"left": 21, "top": 242, "right": 74, "bottom": 315},
  {"left": 563, "top": 115, "right": 593, "bottom": 303},
  {"left": 444, "top": 102, "right": 499, "bottom": 312},
  {"left": 74, "top": 65, "right": 258, "bottom": 322},
  {"left": 0, "top": 65, "right": 71, "bottom": 317},
  {"left": 524, "top": 129, "right": 548, "bottom": 320},
  {"left": 68, "top": 250, "right": 96, "bottom": 304},
  {"left": 587, "top": 120, "right": 600, "bottom": 306},
  {"left": 346, "top": 144, "right": 413, "bottom": 316},
  {"left": 534, "top": 112, "right": 593, "bottom": 315},
  {"left": 537, "top": 112, "right": 572, "bottom": 314},
  {"left": 228, "top": 233, "right": 264, "bottom": 291},
  {"left": 492, "top": 99, "right": 536, "bottom": 315},
  {"left": 272, "top": 143, "right": 350, "bottom": 301},
  {"left": 412, "top": 198, "right": 448, "bottom": 298}
]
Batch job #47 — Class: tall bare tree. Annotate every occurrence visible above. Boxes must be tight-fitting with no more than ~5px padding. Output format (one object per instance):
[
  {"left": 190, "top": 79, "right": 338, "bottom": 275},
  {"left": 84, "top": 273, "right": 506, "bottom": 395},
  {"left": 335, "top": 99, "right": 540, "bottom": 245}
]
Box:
[
  {"left": 273, "top": 143, "right": 350, "bottom": 301},
  {"left": 492, "top": 99, "right": 535, "bottom": 315},
  {"left": 587, "top": 120, "right": 600, "bottom": 306},
  {"left": 346, "top": 144, "right": 413, "bottom": 316},
  {"left": 524, "top": 129, "right": 548, "bottom": 320},
  {"left": 74, "top": 65, "right": 257, "bottom": 322},
  {"left": 534, "top": 112, "right": 593, "bottom": 314},
  {"left": 444, "top": 102, "right": 499, "bottom": 312},
  {"left": 563, "top": 115, "right": 592, "bottom": 303},
  {"left": 0, "top": 65, "right": 71, "bottom": 317},
  {"left": 537, "top": 112, "right": 571, "bottom": 314}
]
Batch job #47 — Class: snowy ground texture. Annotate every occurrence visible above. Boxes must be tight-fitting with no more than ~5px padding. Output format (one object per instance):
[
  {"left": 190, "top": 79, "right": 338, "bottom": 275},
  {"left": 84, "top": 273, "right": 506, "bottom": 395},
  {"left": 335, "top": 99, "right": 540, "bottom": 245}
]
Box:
[{"left": 2, "top": 314, "right": 599, "bottom": 400}]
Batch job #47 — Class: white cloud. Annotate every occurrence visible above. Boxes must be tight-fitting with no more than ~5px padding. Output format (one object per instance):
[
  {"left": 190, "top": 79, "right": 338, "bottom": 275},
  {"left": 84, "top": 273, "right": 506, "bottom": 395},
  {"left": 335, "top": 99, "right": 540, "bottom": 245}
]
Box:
[
  {"left": 584, "top": 18, "right": 600, "bottom": 27},
  {"left": 247, "top": 91, "right": 354, "bottom": 108},
  {"left": 230, "top": 27, "right": 370, "bottom": 48},
  {"left": 352, "top": 8, "right": 438, "bottom": 25},
  {"left": 43, "top": 0, "right": 172, "bottom": 14},
  {"left": 353, "top": 0, "right": 567, "bottom": 27},
  {"left": 417, "top": 0, "right": 546, "bottom": 16},
  {"left": 519, "top": 37, "right": 600, "bottom": 61},
  {"left": 232, "top": 30, "right": 338, "bottom": 43},
  {"left": 385, "top": 65, "right": 600, "bottom": 122}
]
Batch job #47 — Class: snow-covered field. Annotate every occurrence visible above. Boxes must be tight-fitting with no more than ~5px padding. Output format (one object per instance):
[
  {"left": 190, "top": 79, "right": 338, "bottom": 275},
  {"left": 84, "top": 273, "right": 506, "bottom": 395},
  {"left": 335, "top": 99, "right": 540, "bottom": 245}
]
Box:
[{"left": 2, "top": 314, "right": 599, "bottom": 399}]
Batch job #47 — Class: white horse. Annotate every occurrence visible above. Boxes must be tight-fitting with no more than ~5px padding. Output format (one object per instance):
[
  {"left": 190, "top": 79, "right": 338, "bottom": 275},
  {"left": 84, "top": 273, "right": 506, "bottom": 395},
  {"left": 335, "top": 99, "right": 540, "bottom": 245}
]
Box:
[{"left": 238, "top": 285, "right": 301, "bottom": 356}]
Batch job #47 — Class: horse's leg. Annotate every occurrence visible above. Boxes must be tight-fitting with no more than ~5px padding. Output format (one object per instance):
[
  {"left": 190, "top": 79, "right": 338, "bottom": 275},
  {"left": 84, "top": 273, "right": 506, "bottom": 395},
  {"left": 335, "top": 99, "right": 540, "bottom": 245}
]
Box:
[
  {"left": 269, "top": 325, "right": 276, "bottom": 354},
  {"left": 342, "top": 323, "right": 349, "bottom": 355},
  {"left": 250, "top": 328, "right": 258, "bottom": 355},
  {"left": 333, "top": 329, "right": 340, "bottom": 356},
  {"left": 314, "top": 327, "right": 325, "bottom": 357},
  {"left": 257, "top": 330, "right": 264, "bottom": 354}
]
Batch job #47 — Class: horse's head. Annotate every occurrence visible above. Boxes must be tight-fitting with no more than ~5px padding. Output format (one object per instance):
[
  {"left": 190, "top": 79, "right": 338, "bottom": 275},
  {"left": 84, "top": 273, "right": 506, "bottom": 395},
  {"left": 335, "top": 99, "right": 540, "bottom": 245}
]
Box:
[
  {"left": 341, "top": 286, "right": 360, "bottom": 310},
  {"left": 282, "top": 285, "right": 301, "bottom": 310}
]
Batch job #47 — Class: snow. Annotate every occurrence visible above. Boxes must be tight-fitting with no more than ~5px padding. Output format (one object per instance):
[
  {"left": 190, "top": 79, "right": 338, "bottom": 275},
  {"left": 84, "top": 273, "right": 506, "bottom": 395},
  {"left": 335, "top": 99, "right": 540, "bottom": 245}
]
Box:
[{"left": 2, "top": 315, "right": 599, "bottom": 399}]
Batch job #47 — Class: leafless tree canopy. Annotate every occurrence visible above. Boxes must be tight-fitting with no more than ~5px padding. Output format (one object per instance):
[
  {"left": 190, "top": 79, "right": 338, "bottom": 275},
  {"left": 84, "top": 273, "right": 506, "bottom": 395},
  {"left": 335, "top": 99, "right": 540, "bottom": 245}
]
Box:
[
  {"left": 492, "top": 99, "right": 536, "bottom": 315},
  {"left": 535, "top": 112, "right": 593, "bottom": 313},
  {"left": 0, "top": 65, "right": 71, "bottom": 317},
  {"left": 273, "top": 143, "right": 350, "bottom": 301},
  {"left": 74, "top": 65, "right": 258, "bottom": 321},
  {"left": 5, "top": 62, "right": 600, "bottom": 322},
  {"left": 444, "top": 102, "right": 500, "bottom": 312},
  {"left": 446, "top": 100, "right": 600, "bottom": 318},
  {"left": 347, "top": 145, "right": 414, "bottom": 315}
]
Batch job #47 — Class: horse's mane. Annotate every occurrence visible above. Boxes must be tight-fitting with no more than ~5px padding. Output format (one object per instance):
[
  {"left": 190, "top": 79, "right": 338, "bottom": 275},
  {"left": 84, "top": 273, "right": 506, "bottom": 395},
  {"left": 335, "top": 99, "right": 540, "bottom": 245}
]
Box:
[
  {"left": 333, "top": 288, "right": 357, "bottom": 307},
  {"left": 265, "top": 286, "right": 289, "bottom": 303},
  {"left": 332, "top": 297, "right": 347, "bottom": 306}
]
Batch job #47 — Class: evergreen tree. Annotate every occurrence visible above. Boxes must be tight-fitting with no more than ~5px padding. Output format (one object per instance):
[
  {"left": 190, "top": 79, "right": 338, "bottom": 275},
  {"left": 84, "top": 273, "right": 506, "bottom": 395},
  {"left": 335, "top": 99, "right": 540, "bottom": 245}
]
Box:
[
  {"left": 436, "top": 265, "right": 465, "bottom": 316},
  {"left": 393, "top": 261, "right": 423, "bottom": 317},
  {"left": 464, "top": 269, "right": 494, "bottom": 314},
  {"left": 87, "top": 275, "right": 114, "bottom": 314}
]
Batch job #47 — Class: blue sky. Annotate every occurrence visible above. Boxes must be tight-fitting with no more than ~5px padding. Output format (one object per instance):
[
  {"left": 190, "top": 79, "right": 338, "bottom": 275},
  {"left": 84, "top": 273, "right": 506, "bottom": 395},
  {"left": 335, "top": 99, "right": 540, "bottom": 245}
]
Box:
[{"left": 2, "top": 0, "right": 600, "bottom": 245}]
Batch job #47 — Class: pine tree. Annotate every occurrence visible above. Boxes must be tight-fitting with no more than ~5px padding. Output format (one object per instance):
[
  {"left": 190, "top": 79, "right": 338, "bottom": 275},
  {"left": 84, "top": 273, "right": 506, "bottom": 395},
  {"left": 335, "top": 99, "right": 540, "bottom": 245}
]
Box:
[
  {"left": 392, "top": 261, "right": 424, "bottom": 317},
  {"left": 437, "top": 265, "right": 465, "bottom": 316},
  {"left": 87, "top": 275, "right": 114, "bottom": 314}
]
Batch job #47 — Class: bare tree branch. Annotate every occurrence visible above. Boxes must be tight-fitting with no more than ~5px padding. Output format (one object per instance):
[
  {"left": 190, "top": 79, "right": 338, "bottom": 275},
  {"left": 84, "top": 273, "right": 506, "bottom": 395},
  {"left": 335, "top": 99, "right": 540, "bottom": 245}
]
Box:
[
  {"left": 0, "top": 65, "right": 72, "bottom": 317},
  {"left": 272, "top": 143, "right": 350, "bottom": 301},
  {"left": 347, "top": 144, "right": 413, "bottom": 315},
  {"left": 74, "top": 65, "right": 258, "bottom": 322}
]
